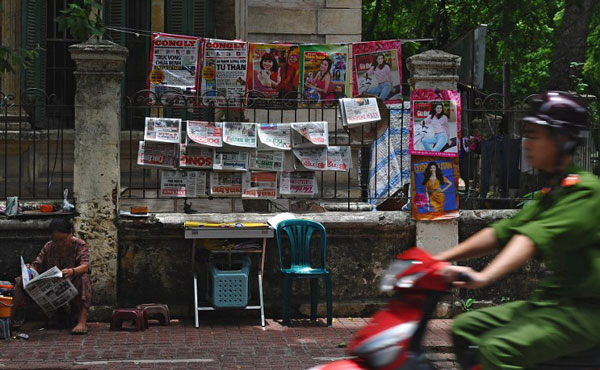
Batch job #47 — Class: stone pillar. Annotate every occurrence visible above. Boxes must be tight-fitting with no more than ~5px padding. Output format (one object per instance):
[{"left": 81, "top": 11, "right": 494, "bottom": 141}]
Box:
[
  {"left": 407, "top": 50, "right": 461, "bottom": 255},
  {"left": 69, "top": 40, "right": 128, "bottom": 307},
  {"left": 1, "top": 0, "right": 22, "bottom": 103},
  {"left": 235, "top": 0, "right": 248, "bottom": 40}
]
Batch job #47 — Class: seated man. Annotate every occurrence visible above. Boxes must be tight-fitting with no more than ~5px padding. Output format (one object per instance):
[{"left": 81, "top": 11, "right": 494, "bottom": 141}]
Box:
[{"left": 11, "top": 218, "right": 92, "bottom": 334}]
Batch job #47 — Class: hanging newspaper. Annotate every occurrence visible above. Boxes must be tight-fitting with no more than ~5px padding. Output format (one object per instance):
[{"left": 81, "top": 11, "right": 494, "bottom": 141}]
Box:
[
  {"left": 20, "top": 257, "right": 78, "bottom": 316},
  {"left": 144, "top": 117, "right": 182, "bottom": 144},
  {"left": 213, "top": 149, "right": 249, "bottom": 171},
  {"left": 249, "top": 150, "right": 285, "bottom": 171},
  {"left": 137, "top": 141, "right": 179, "bottom": 169},
  {"left": 352, "top": 40, "right": 403, "bottom": 103},
  {"left": 148, "top": 33, "right": 201, "bottom": 103},
  {"left": 280, "top": 171, "right": 318, "bottom": 197},
  {"left": 160, "top": 170, "right": 207, "bottom": 198},
  {"left": 210, "top": 172, "right": 243, "bottom": 197},
  {"left": 200, "top": 39, "right": 248, "bottom": 108},
  {"left": 242, "top": 171, "right": 278, "bottom": 199},
  {"left": 257, "top": 123, "right": 292, "bottom": 150},
  {"left": 293, "top": 148, "right": 327, "bottom": 171},
  {"left": 179, "top": 144, "right": 213, "bottom": 169},
  {"left": 291, "top": 121, "right": 329, "bottom": 148},
  {"left": 223, "top": 122, "right": 257, "bottom": 148},
  {"left": 186, "top": 121, "right": 223, "bottom": 147},
  {"left": 327, "top": 146, "right": 353, "bottom": 171},
  {"left": 339, "top": 97, "right": 381, "bottom": 127}
]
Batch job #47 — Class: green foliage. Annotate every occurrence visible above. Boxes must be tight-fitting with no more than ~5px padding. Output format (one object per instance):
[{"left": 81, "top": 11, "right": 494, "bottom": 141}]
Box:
[
  {"left": 0, "top": 45, "right": 42, "bottom": 75},
  {"left": 55, "top": 0, "right": 105, "bottom": 43},
  {"left": 462, "top": 298, "right": 475, "bottom": 311}
]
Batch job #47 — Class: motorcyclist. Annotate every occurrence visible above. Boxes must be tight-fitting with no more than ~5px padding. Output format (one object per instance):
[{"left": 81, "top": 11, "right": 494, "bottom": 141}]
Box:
[{"left": 435, "top": 91, "right": 600, "bottom": 369}]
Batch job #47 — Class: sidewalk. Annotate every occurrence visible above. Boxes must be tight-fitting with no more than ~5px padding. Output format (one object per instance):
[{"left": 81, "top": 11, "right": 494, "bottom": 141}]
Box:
[{"left": 0, "top": 318, "right": 457, "bottom": 370}]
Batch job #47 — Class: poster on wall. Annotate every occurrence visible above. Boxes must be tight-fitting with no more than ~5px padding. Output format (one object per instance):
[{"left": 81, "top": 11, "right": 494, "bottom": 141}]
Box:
[
  {"left": 200, "top": 39, "right": 248, "bottom": 108},
  {"left": 148, "top": 33, "right": 201, "bottom": 102},
  {"left": 160, "top": 170, "right": 207, "bottom": 198},
  {"left": 280, "top": 171, "right": 318, "bottom": 197},
  {"left": 179, "top": 144, "right": 213, "bottom": 169},
  {"left": 186, "top": 121, "right": 223, "bottom": 147},
  {"left": 144, "top": 117, "right": 182, "bottom": 144},
  {"left": 410, "top": 89, "right": 461, "bottom": 157},
  {"left": 210, "top": 172, "right": 243, "bottom": 197},
  {"left": 411, "top": 156, "right": 459, "bottom": 220},
  {"left": 352, "top": 40, "right": 402, "bottom": 103},
  {"left": 257, "top": 123, "right": 292, "bottom": 150},
  {"left": 136, "top": 141, "right": 179, "bottom": 169},
  {"left": 222, "top": 122, "right": 257, "bottom": 148},
  {"left": 247, "top": 43, "right": 300, "bottom": 105},
  {"left": 299, "top": 44, "right": 349, "bottom": 104},
  {"left": 242, "top": 171, "right": 278, "bottom": 199}
]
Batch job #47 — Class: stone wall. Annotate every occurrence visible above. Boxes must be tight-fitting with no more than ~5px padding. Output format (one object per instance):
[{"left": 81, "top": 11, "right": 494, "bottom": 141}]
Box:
[{"left": 0, "top": 210, "right": 546, "bottom": 320}]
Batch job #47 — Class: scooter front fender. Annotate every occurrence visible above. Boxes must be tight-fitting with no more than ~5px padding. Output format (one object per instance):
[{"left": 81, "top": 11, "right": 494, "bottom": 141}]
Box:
[{"left": 307, "top": 359, "right": 365, "bottom": 370}]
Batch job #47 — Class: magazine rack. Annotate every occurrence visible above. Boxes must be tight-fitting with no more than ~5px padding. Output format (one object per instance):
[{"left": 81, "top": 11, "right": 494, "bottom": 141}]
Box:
[{"left": 185, "top": 224, "right": 274, "bottom": 327}]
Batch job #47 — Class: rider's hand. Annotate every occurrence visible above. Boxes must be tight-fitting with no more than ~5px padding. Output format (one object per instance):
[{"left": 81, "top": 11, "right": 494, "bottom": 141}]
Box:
[{"left": 439, "top": 265, "right": 490, "bottom": 289}]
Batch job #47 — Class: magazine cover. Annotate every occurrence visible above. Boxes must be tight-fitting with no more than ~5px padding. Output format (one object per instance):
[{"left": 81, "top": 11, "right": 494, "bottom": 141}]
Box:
[
  {"left": 179, "top": 144, "right": 213, "bottom": 169},
  {"left": 291, "top": 121, "right": 329, "bottom": 148},
  {"left": 210, "top": 172, "right": 243, "bottom": 197},
  {"left": 411, "top": 156, "right": 459, "bottom": 220},
  {"left": 326, "top": 146, "right": 352, "bottom": 171},
  {"left": 293, "top": 148, "right": 327, "bottom": 171},
  {"left": 257, "top": 123, "right": 292, "bottom": 150},
  {"left": 410, "top": 89, "right": 461, "bottom": 157},
  {"left": 200, "top": 39, "right": 248, "bottom": 108},
  {"left": 144, "top": 117, "right": 182, "bottom": 144},
  {"left": 213, "top": 149, "right": 249, "bottom": 171},
  {"left": 136, "top": 141, "right": 179, "bottom": 169},
  {"left": 242, "top": 171, "right": 278, "bottom": 199},
  {"left": 299, "top": 44, "right": 349, "bottom": 104},
  {"left": 352, "top": 40, "right": 402, "bottom": 103},
  {"left": 148, "top": 33, "right": 201, "bottom": 102},
  {"left": 160, "top": 170, "right": 207, "bottom": 198},
  {"left": 222, "top": 122, "right": 257, "bottom": 148},
  {"left": 249, "top": 150, "right": 285, "bottom": 171},
  {"left": 247, "top": 43, "right": 300, "bottom": 103},
  {"left": 186, "top": 121, "right": 223, "bottom": 147},
  {"left": 280, "top": 171, "right": 318, "bottom": 197}
]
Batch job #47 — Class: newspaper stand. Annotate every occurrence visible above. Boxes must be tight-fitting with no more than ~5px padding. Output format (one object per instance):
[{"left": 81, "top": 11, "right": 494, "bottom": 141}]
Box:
[{"left": 185, "top": 224, "right": 274, "bottom": 327}]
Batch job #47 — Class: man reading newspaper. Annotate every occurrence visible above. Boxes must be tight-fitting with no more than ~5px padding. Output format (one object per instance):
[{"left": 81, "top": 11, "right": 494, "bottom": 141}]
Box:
[{"left": 11, "top": 218, "right": 92, "bottom": 334}]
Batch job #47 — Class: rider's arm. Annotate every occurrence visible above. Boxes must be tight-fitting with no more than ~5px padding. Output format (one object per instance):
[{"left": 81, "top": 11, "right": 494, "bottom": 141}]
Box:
[{"left": 435, "top": 227, "right": 499, "bottom": 262}]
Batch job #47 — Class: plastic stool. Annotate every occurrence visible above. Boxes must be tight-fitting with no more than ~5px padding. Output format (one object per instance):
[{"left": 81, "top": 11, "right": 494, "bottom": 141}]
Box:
[
  {"left": 110, "top": 308, "right": 148, "bottom": 331},
  {"left": 136, "top": 303, "right": 170, "bottom": 325}
]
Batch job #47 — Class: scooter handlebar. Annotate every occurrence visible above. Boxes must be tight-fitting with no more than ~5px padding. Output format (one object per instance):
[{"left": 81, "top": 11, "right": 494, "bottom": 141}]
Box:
[{"left": 456, "top": 271, "right": 472, "bottom": 282}]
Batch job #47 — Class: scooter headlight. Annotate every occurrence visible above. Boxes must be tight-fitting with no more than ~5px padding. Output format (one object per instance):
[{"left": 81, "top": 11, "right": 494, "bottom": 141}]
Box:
[{"left": 379, "top": 260, "right": 421, "bottom": 291}]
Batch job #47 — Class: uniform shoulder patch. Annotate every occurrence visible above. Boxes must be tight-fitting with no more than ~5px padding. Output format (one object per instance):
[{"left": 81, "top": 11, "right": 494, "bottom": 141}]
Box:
[{"left": 561, "top": 174, "right": 580, "bottom": 187}]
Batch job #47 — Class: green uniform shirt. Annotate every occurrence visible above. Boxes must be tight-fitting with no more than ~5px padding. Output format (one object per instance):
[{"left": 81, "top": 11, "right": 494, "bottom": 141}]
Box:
[{"left": 491, "top": 166, "right": 600, "bottom": 303}]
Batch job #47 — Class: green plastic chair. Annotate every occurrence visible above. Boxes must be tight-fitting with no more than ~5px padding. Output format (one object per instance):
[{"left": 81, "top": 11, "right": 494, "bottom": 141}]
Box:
[{"left": 275, "top": 219, "right": 332, "bottom": 327}]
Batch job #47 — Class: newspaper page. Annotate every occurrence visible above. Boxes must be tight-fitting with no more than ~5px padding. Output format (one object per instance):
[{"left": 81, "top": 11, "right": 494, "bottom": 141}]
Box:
[
  {"left": 257, "top": 123, "right": 292, "bottom": 150},
  {"left": 210, "top": 172, "right": 243, "bottom": 197},
  {"left": 352, "top": 40, "right": 403, "bottom": 103},
  {"left": 249, "top": 150, "right": 284, "bottom": 171},
  {"left": 144, "top": 117, "right": 182, "bottom": 144},
  {"left": 186, "top": 121, "right": 223, "bottom": 147},
  {"left": 20, "top": 257, "right": 78, "bottom": 316},
  {"left": 293, "top": 148, "right": 327, "bottom": 171},
  {"left": 280, "top": 171, "right": 318, "bottom": 197},
  {"left": 137, "top": 141, "right": 179, "bottom": 169},
  {"left": 299, "top": 44, "right": 349, "bottom": 106},
  {"left": 160, "top": 170, "right": 207, "bottom": 197},
  {"left": 327, "top": 146, "right": 353, "bottom": 171},
  {"left": 148, "top": 33, "right": 201, "bottom": 102},
  {"left": 339, "top": 98, "right": 381, "bottom": 127},
  {"left": 291, "top": 121, "right": 329, "bottom": 148},
  {"left": 213, "top": 149, "right": 249, "bottom": 171},
  {"left": 179, "top": 144, "right": 213, "bottom": 169},
  {"left": 201, "top": 39, "right": 248, "bottom": 108},
  {"left": 223, "top": 122, "right": 257, "bottom": 148},
  {"left": 242, "top": 171, "right": 278, "bottom": 199}
]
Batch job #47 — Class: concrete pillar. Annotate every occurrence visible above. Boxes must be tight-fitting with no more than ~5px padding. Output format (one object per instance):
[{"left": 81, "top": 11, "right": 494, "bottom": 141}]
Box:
[
  {"left": 1, "top": 0, "right": 22, "bottom": 104},
  {"left": 235, "top": 0, "right": 248, "bottom": 40},
  {"left": 407, "top": 50, "right": 461, "bottom": 255},
  {"left": 69, "top": 40, "right": 128, "bottom": 307}
]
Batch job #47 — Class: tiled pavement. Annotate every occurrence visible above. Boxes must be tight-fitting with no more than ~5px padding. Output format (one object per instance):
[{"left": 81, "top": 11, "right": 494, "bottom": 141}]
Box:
[{"left": 0, "top": 318, "right": 457, "bottom": 370}]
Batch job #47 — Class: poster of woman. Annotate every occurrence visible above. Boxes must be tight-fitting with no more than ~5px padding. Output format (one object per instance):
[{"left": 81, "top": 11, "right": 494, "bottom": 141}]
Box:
[
  {"left": 410, "top": 89, "right": 461, "bottom": 157},
  {"left": 411, "top": 156, "right": 459, "bottom": 220},
  {"left": 352, "top": 40, "right": 402, "bottom": 103},
  {"left": 299, "top": 45, "right": 349, "bottom": 105},
  {"left": 247, "top": 43, "right": 300, "bottom": 101}
]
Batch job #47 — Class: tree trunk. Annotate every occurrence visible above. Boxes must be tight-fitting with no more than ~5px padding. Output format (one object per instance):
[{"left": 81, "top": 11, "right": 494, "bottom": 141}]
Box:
[
  {"left": 365, "top": 0, "right": 383, "bottom": 40},
  {"left": 547, "top": 0, "right": 598, "bottom": 91}
]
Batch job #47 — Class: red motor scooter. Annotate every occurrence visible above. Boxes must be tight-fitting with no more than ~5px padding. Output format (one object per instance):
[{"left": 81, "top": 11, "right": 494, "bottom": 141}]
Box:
[{"left": 309, "top": 247, "right": 600, "bottom": 370}]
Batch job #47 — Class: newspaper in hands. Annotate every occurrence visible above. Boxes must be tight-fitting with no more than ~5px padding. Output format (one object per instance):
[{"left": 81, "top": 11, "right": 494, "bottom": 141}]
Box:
[{"left": 20, "top": 257, "right": 78, "bottom": 316}]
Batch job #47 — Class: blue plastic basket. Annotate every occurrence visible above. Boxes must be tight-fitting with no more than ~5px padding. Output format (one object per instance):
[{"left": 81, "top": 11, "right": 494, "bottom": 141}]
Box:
[{"left": 206, "top": 256, "right": 250, "bottom": 308}]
